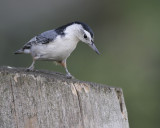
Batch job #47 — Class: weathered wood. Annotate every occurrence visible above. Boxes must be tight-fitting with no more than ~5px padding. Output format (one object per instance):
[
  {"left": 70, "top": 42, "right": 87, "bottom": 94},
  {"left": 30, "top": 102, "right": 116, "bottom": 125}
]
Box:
[{"left": 0, "top": 66, "right": 129, "bottom": 128}]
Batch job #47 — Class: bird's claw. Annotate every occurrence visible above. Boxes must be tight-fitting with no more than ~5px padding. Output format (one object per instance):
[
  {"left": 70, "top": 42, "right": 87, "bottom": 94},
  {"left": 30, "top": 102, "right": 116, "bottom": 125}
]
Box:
[
  {"left": 66, "top": 73, "right": 74, "bottom": 79},
  {"left": 25, "top": 67, "right": 34, "bottom": 72}
]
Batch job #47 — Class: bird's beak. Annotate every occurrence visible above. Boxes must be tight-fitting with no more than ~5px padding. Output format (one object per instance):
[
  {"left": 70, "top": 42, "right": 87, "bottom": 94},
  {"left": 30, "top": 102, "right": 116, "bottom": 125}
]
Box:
[{"left": 89, "top": 41, "right": 100, "bottom": 55}]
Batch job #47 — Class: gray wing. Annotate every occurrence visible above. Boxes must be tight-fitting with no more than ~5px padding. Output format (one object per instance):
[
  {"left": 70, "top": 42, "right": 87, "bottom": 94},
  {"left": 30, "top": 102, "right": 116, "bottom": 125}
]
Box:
[{"left": 22, "top": 29, "right": 58, "bottom": 50}]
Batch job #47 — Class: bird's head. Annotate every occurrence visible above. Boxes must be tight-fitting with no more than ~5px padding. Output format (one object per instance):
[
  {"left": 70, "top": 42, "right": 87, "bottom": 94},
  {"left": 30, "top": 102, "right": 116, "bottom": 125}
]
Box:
[
  {"left": 61, "top": 21, "right": 100, "bottom": 54},
  {"left": 76, "top": 21, "right": 100, "bottom": 55}
]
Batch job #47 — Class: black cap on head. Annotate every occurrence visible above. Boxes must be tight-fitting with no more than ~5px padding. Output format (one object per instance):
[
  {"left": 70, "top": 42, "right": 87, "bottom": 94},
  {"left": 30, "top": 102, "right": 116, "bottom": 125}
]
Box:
[
  {"left": 74, "top": 21, "right": 94, "bottom": 38},
  {"left": 55, "top": 21, "right": 94, "bottom": 38}
]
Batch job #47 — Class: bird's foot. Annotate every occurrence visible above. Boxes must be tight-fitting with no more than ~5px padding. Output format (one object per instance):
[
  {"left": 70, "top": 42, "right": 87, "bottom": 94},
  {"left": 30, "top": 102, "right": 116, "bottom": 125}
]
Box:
[
  {"left": 66, "top": 73, "right": 74, "bottom": 79},
  {"left": 25, "top": 67, "right": 34, "bottom": 72}
]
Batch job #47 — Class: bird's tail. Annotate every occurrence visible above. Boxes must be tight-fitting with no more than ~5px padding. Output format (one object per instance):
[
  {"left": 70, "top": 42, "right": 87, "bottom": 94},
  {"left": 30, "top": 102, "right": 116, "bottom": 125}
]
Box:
[{"left": 14, "top": 49, "right": 24, "bottom": 54}]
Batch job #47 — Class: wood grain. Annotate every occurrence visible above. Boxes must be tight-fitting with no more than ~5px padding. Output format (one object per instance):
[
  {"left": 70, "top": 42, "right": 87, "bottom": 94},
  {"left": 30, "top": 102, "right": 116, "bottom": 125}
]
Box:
[{"left": 0, "top": 66, "right": 129, "bottom": 128}]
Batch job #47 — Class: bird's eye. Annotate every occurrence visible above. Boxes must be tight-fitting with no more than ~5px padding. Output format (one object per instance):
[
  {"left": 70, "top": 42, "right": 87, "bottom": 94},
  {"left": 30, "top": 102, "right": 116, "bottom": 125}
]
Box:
[{"left": 84, "top": 34, "right": 87, "bottom": 39}]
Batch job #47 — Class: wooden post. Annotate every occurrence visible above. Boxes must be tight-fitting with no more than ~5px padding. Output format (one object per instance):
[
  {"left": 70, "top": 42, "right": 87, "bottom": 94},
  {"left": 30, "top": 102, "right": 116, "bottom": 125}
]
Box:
[{"left": 0, "top": 66, "right": 129, "bottom": 128}]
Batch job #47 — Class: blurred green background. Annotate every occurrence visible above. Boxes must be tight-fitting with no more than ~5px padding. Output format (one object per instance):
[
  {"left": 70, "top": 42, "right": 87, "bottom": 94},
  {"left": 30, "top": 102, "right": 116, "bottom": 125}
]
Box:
[{"left": 0, "top": 0, "right": 160, "bottom": 127}]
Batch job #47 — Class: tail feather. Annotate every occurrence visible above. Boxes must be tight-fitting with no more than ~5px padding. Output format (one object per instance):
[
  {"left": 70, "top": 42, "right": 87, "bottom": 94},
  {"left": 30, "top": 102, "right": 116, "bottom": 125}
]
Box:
[
  {"left": 14, "top": 48, "right": 31, "bottom": 54},
  {"left": 14, "top": 49, "right": 24, "bottom": 54}
]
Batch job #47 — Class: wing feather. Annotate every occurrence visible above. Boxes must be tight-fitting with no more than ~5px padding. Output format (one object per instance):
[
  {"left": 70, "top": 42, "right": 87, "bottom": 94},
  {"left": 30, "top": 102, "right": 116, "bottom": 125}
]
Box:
[{"left": 22, "top": 29, "right": 58, "bottom": 50}]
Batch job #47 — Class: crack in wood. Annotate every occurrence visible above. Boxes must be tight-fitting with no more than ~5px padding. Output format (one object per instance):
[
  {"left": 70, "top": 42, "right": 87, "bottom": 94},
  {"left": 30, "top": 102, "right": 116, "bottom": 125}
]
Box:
[
  {"left": 76, "top": 90, "right": 85, "bottom": 128},
  {"left": 115, "top": 88, "right": 123, "bottom": 114},
  {"left": 10, "top": 78, "right": 19, "bottom": 128}
]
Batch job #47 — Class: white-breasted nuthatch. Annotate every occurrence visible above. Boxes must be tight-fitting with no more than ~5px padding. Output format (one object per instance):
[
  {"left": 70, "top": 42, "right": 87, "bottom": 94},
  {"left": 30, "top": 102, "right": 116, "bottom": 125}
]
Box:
[{"left": 14, "top": 21, "right": 100, "bottom": 78}]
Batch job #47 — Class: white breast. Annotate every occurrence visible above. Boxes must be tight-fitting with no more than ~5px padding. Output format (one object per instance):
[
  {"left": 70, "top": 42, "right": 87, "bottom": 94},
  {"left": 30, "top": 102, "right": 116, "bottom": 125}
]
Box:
[{"left": 30, "top": 35, "right": 79, "bottom": 61}]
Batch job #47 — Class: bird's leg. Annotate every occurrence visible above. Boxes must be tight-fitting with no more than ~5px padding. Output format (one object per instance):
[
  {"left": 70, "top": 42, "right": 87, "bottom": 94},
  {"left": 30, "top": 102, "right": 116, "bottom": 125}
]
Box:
[
  {"left": 26, "top": 59, "right": 35, "bottom": 71},
  {"left": 59, "top": 60, "right": 73, "bottom": 79}
]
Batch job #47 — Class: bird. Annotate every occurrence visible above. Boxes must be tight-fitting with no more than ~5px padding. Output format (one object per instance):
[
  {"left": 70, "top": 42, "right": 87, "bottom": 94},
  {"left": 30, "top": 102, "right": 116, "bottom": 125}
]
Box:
[{"left": 14, "top": 21, "right": 100, "bottom": 78}]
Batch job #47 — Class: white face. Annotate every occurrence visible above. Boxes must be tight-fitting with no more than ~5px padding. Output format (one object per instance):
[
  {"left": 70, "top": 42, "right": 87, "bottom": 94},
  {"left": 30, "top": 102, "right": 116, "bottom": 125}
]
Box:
[
  {"left": 65, "top": 23, "right": 100, "bottom": 54},
  {"left": 79, "top": 29, "right": 100, "bottom": 55},
  {"left": 79, "top": 30, "right": 93, "bottom": 45}
]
